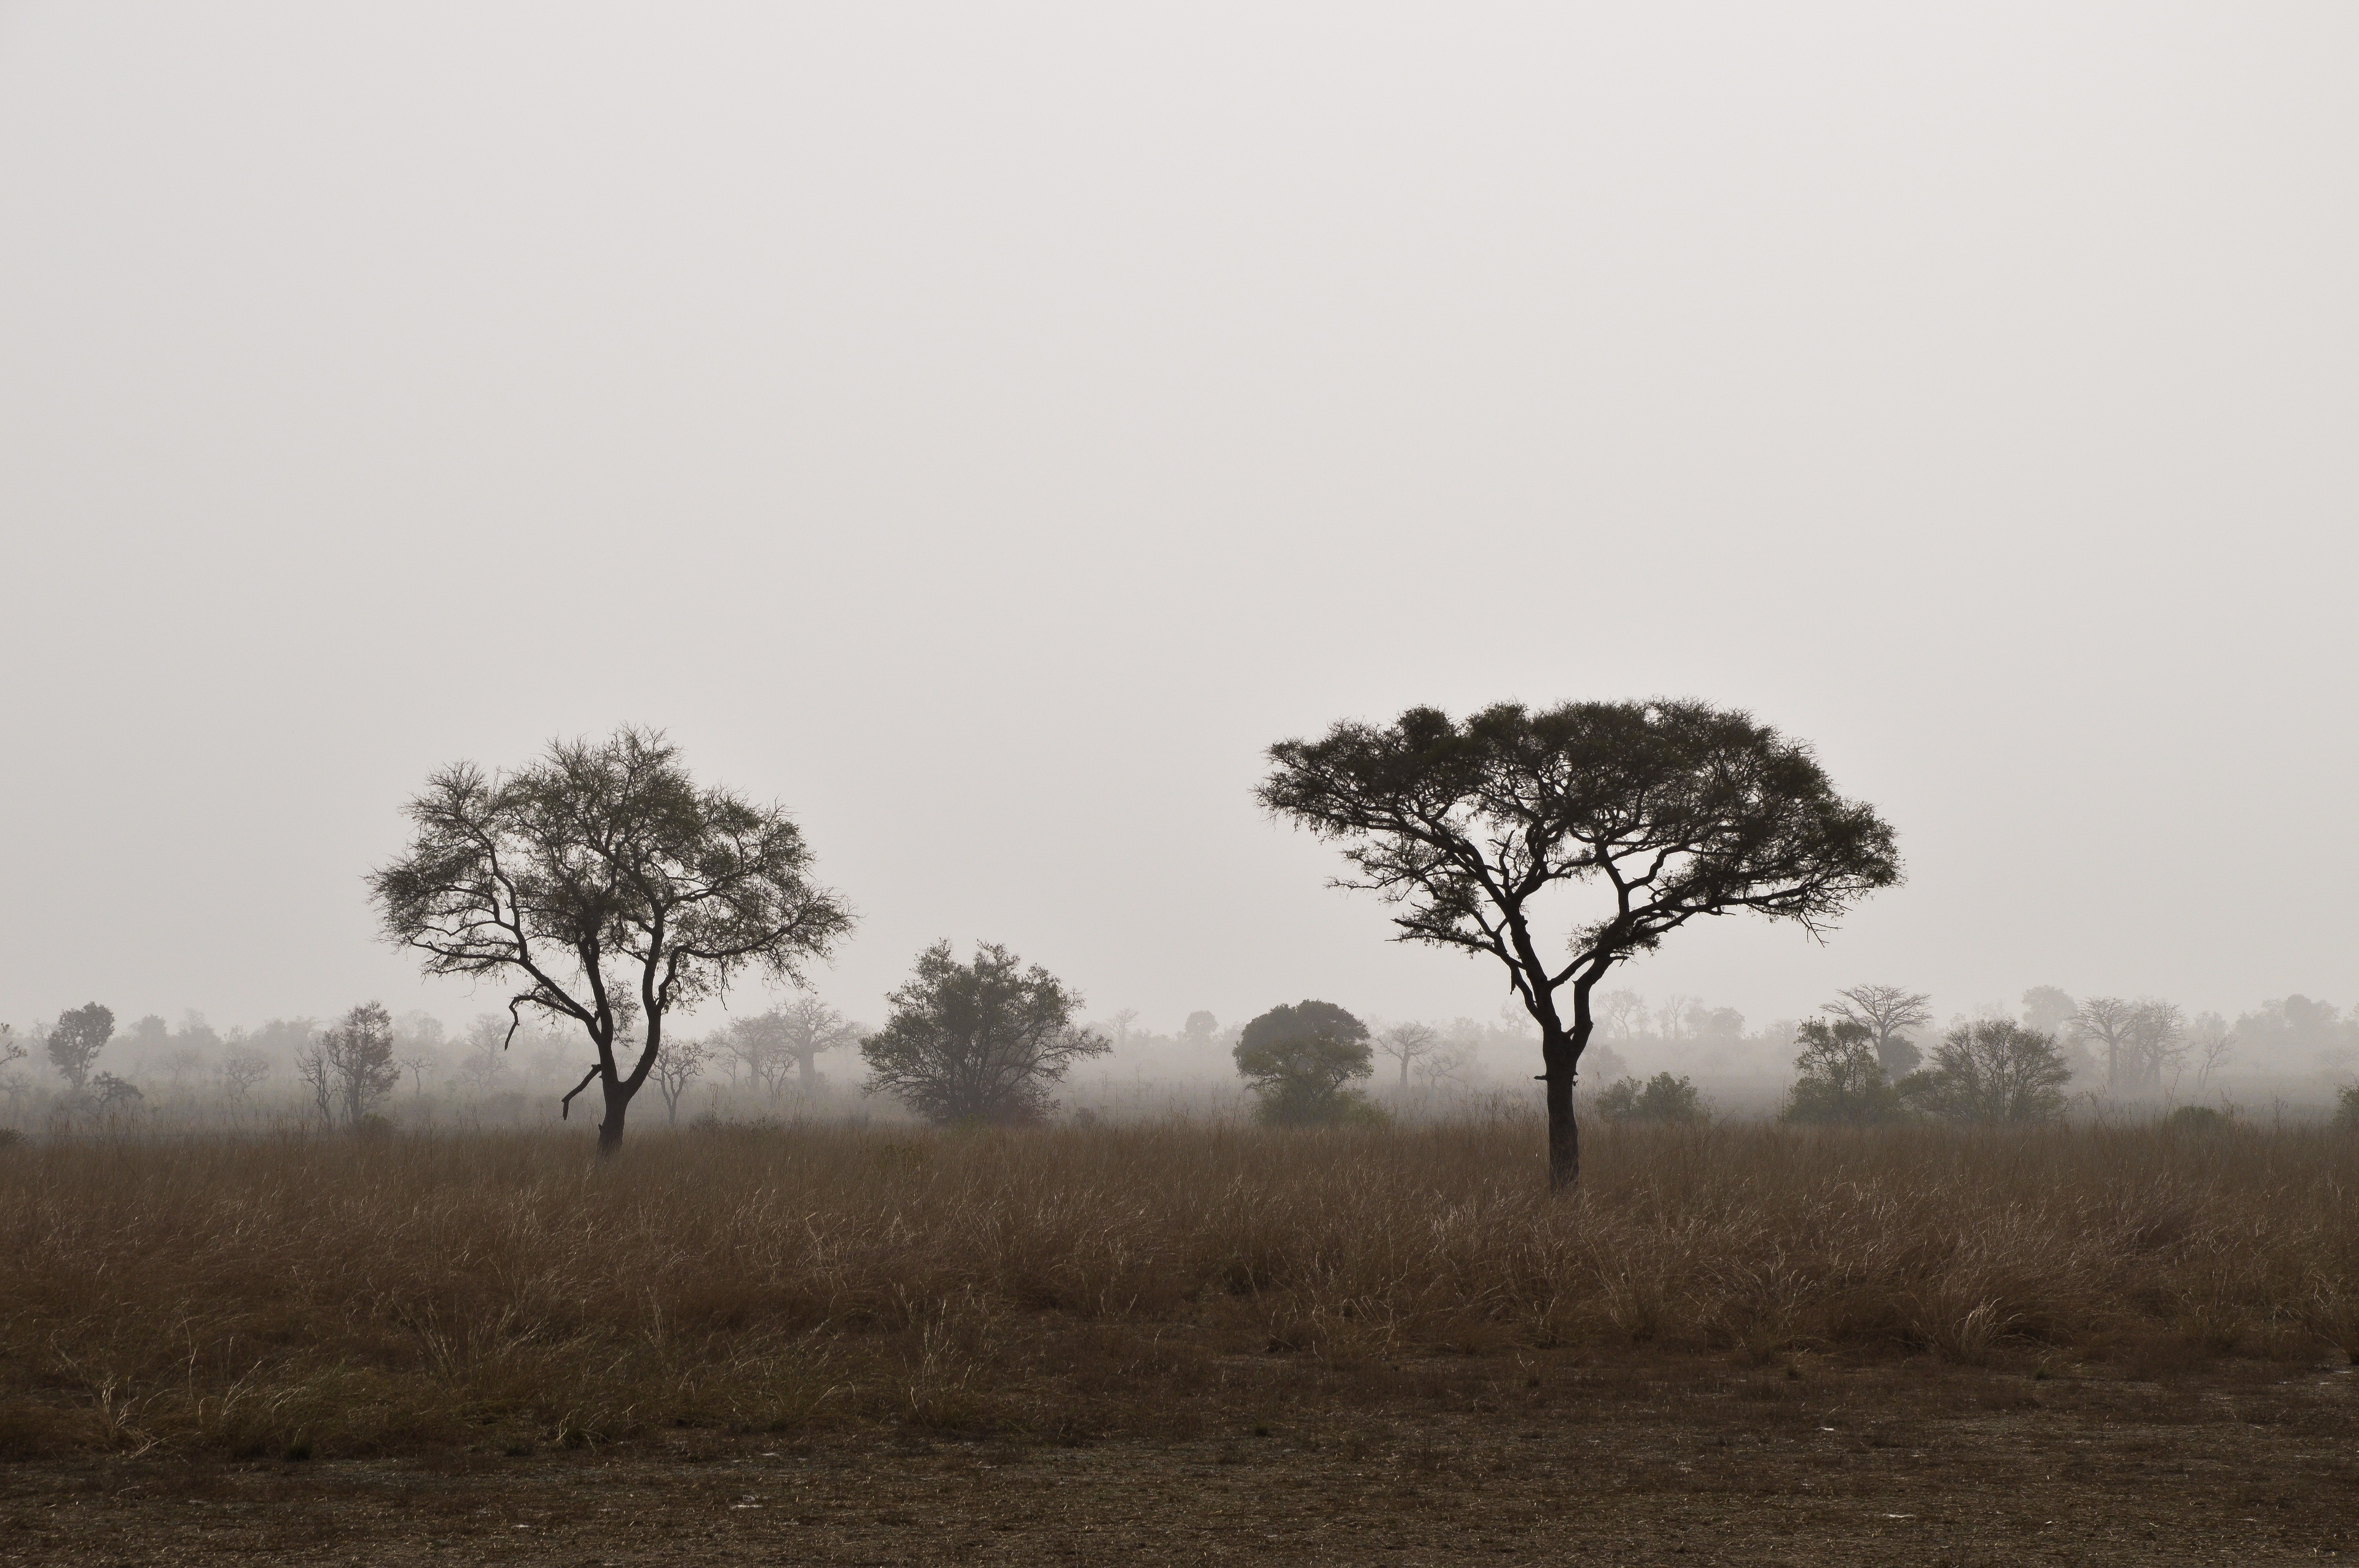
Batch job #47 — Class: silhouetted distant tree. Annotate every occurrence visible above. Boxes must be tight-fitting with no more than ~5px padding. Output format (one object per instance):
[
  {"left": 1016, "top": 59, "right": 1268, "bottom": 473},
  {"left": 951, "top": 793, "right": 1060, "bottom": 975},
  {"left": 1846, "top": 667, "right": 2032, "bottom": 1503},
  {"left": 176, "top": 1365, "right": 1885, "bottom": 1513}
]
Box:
[
  {"left": 0, "top": 1024, "right": 23, "bottom": 1073},
  {"left": 220, "top": 1050, "right": 271, "bottom": 1101},
  {"left": 2018, "top": 987, "right": 2089, "bottom": 1079},
  {"left": 45, "top": 1003, "right": 114, "bottom": 1091},
  {"left": 1899, "top": 1021, "right": 2070, "bottom": 1123},
  {"left": 2069, "top": 996, "right": 2185, "bottom": 1096},
  {"left": 2120, "top": 1001, "right": 2186, "bottom": 1096},
  {"left": 1820, "top": 985, "right": 1931, "bottom": 1078},
  {"left": 1373, "top": 1021, "right": 1442, "bottom": 1090},
  {"left": 1598, "top": 990, "right": 1650, "bottom": 1040},
  {"left": 393, "top": 1012, "right": 445, "bottom": 1096},
  {"left": 2185, "top": 1012, "right": 2235, "bottom": 1095},
  {"left": 2019, "top": 986, "right": 2076, "bottom": 1038},
  {"left": 2232, "top": 996, "right": 2359, "bottom": 1076},
  {"left": 1259, "top": 701, "right": 1899, "bottom": 1186},
  {"left": 728, "top": 996, "right": 863, "bottom": 1096},
  {"left": 651, "top": 1034, "right": 713, "bottom": 1124},
  {"left": 1652, "top": 994, "right": 1702, "bottom": 1043},
  {"left": 1233, "top": 1000, "right": 1375, "bottom": 1124},
  {"left": 2068, "top": 997, "right": 2138, "bottom": 1095},
  {"left": 369, "top": 728, "right": 852, "bottom": 1155},
  {"left": 861, "top": 942, "right": 1108, "bottom": 1125},
  {"left": 297, "top": 1002, "right": 402, "bottom": 1128},
  {"left": 1180, "top": 1011, "right": 1219, "bottom": 1051},
  {"left": 1782, "top": 1018, "right": 1901, "bottom": 1124},
  {"left": 450, "top": 1016, "right": 512, "bottom": 1096}
]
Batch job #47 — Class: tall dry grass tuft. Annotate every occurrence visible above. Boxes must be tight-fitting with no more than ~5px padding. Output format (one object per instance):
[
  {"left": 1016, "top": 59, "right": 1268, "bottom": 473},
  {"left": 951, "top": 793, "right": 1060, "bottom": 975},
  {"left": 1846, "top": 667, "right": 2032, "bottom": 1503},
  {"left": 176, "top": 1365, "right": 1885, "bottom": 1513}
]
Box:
[{"left": 2, "top": 1116, "right": 2352, "bottom": 1457}]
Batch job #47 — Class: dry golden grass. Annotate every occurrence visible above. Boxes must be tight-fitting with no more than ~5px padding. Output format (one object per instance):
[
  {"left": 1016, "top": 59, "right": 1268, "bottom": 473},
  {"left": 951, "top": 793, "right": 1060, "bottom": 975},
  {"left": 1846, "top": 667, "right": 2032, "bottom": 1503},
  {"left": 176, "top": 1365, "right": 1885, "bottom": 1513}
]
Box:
[{"left": 3, "top": 1116, "right": 2353, "bottom": 1462}]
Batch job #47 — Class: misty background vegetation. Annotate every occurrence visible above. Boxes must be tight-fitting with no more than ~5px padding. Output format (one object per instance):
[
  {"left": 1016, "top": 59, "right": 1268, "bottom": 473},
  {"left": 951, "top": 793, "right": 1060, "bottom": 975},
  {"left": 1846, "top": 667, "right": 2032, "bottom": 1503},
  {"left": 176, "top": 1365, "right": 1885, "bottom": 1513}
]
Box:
[{"left": 7, "top": 980, "right": 2352, "bottom": 1136}]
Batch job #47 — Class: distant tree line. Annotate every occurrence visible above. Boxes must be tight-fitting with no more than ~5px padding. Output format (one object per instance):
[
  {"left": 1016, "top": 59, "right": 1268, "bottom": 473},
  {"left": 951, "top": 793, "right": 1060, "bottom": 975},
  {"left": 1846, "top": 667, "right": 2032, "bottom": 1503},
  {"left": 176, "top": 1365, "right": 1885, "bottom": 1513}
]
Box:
[{"left": 15, "top": 710, "right": 2357, "bottom": 1176}]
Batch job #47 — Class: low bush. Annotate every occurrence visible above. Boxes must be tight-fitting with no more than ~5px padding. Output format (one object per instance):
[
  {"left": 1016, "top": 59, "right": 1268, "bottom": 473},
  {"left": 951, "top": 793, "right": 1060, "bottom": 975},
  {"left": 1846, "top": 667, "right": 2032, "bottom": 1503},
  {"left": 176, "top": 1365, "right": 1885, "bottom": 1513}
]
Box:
[
  {"left": 2164, "top": 1104, "right": 2231, "bottom": 1131},
  {"left": 1595, "top": 1072, "right": 1705, "bottom": 1123}
]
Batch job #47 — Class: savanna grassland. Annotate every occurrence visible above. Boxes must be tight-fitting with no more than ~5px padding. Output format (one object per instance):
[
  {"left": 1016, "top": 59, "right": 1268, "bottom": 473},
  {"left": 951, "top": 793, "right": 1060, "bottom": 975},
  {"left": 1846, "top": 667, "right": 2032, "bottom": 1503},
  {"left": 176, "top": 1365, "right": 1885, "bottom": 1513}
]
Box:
[{"left": 4, "top": 1119, "right": 2356, "bottom": 1564}]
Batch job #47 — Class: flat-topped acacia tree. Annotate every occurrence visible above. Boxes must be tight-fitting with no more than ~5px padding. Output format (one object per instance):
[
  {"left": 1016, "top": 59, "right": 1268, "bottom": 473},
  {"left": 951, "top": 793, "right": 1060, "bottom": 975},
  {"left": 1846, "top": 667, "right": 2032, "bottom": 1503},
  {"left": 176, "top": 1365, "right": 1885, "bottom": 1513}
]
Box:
[
  {"left": 1259, "top": 700, "right": 1901, "bottom": 1188},
  {"left": 369, "top": 727, "right": 853, "bottom": 1155}
]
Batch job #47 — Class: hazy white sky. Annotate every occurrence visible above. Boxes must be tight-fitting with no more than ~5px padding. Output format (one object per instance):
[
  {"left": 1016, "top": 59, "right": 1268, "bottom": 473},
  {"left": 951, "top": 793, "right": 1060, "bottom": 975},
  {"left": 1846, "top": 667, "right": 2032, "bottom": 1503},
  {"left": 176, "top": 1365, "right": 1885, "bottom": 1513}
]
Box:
[{"left": 2, "top": 3, "right": 2353, "bottom": 1043}]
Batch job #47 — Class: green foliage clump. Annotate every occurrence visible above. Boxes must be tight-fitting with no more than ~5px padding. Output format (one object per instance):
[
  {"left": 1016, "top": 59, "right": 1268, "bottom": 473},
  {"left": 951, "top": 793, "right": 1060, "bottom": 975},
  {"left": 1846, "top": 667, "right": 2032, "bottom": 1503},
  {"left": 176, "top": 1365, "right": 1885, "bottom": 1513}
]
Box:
[
  {"left": 861, "top": 942, "right": 1109, "bottom": 1125},
  {"left": 2164, "top": 1104, "right": 2231, "bottom": 1132},
  {"left": 1595, "top": 1072, "right": 1705, "bottom": 1124},
  {"left": 1233, "top": 1000, "right": 1375, "bottom": 1126},
  {"left": 1782, "top": 1018, "right": 1902, "bottom": 1125},
  {"left": 1898, "top": 1020, "right": 2070, "bottom": 1124},
  {"left": 2333, "top": 1084, "right": 2358, "bottom": 1133}
]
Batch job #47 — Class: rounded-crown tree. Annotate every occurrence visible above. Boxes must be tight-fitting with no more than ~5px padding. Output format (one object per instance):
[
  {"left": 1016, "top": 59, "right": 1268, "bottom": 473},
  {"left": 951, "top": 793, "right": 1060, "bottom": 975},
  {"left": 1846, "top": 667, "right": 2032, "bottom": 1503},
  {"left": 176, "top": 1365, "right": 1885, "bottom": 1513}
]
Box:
[
  {"left": 1259, "top": 700, "right": 1899, "bottom": 1187},
  {"left": 1232, "top": 999, "right": 1375, "bottom": 1124},
  {"left": 369, "top": 727, "right": 852, "bottom": 1155},
  {"left": 860, "top": 942, "right": 1108, "bottom": 1125}
]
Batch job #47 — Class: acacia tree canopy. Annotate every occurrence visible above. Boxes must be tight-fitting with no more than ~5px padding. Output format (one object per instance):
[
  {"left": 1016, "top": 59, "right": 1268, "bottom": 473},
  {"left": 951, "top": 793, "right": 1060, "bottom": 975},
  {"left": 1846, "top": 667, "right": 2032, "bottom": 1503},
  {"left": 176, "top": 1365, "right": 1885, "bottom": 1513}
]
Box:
[
  {"left": 1259, "top": 700, "right": 1900, "bottom": 1187},
  {"left": 369, "top": 727, "right": 852, "bottom": 1154}
]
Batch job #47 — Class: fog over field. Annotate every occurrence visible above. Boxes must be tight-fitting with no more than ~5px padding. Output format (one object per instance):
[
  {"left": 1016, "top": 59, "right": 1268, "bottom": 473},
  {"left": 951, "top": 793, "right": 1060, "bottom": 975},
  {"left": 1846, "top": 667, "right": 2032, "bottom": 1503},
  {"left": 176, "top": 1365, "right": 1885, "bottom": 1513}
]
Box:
[
  {"left": 2, "top": 5, "right": 2354, "bottom": 1109},
  {"left": 9, "top": 17, "right": 2359, "bottom": 1561}
]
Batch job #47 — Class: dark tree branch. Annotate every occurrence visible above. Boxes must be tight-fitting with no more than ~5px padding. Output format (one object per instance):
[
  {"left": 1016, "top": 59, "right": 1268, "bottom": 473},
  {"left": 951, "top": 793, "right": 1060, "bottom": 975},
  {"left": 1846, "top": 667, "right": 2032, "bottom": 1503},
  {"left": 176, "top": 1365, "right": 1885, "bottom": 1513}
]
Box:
[{"left": 560, "top": 1063, "right": 600, "bottom": 1120}]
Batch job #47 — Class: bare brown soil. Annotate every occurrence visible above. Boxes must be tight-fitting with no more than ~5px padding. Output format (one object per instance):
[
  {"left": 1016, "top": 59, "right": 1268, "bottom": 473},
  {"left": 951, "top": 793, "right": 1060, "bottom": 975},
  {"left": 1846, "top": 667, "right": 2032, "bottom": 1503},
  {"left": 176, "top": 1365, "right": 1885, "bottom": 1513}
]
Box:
[{"left": 5, "top": 1352, "right": 2354, "bottom": 1564}]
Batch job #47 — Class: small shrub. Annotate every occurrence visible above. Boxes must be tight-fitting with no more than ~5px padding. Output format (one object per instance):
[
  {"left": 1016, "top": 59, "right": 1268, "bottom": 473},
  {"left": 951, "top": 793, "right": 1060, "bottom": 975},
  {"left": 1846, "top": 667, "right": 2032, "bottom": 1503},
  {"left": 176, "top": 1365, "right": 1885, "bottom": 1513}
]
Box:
[
  {"left": 2164, "top": 1105, "right": 2230, "bottom": 1131},
  {"left": 2335, "top": 1085, "right": 2359, "bottom": 1133},
  {"left": 1781, "top": 1019, "right": 1901, "bottom": 1125},
  {"left": 90, "top": 1072, "right": 144, "bottom": 1110},
  {"left": 1595, "top": 1072, "right": 1704, "bottom": 1123}
]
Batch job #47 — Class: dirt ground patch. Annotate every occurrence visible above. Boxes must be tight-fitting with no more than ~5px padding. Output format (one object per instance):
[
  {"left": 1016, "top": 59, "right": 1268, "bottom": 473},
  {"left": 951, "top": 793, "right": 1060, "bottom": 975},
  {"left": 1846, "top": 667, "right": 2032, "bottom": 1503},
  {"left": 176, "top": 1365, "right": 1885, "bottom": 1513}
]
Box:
[{"left": 6, "top": 1355, "right": 2352, "bottom": 1566}]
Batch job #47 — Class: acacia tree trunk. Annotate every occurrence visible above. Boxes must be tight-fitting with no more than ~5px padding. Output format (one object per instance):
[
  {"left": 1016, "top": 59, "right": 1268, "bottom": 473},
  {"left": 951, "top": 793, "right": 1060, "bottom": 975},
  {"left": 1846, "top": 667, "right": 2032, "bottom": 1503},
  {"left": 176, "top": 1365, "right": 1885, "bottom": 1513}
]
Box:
[
  {"left": 598, "top": 1076, "right": 630, "bottom": 1156},
  {"left": 1541, "top": 1024, "right": 1579, "bottom": 1188},
  {"left": 1538, "top": 977, "right": 1599, "bottom": 1190}
]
